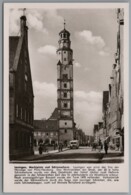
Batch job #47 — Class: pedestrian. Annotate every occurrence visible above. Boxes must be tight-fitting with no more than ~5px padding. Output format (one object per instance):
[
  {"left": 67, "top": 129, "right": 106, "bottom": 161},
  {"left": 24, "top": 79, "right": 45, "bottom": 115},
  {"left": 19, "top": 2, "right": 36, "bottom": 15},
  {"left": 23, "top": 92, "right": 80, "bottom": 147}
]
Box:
[
  {"left": 98, "top": 139, "right": 102, "bottom": 152},
  {"left": 38, "top": 144, "right": 43, "bottom": 155},
  {"left": 116, "top": 141, "right": 120, "bottom": 151},
  {"left": 104, "top": 141, "right": 108, "bottom": 154},
  {"left": 59, "top": 143, "right": 63, "bottom": 152},
  {"left": 54, "top": 143, "right": 56, "bottom": 150}
]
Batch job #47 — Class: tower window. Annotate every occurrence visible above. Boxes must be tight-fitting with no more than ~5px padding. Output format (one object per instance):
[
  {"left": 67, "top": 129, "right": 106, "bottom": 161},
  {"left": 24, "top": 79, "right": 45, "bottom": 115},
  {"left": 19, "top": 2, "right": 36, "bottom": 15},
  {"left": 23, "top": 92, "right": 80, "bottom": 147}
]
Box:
[
  {"left": 64, "top": 103, "right": 67, "bottom": 108},
  {"left": 64, "top": 92, "right": 67, "bottom": 98},
  {"left": 64, "top": 33, "right": 66, "bottom": 38},
  {"left": 63, "top": 74, "right": 68, "bottom": 79},
  {"left": 64, "top": 58, "right": 66, "bottom": 61},
  {"left": 65, "top": 122, "right": 67, "bottom": 125},
  {"left": 64, "top": 83, "right": 67, "bottom": 88},
  {"left": 65, "top": 129, "right": 67, "bottom": 133}
]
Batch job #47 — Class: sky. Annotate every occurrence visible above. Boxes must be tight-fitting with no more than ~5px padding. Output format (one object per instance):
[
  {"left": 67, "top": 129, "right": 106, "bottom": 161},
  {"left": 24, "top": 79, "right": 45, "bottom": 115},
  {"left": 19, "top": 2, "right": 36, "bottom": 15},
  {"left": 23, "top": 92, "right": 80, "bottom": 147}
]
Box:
[{"left": 9, "top": 8, "right": 118, "bottom": 135}]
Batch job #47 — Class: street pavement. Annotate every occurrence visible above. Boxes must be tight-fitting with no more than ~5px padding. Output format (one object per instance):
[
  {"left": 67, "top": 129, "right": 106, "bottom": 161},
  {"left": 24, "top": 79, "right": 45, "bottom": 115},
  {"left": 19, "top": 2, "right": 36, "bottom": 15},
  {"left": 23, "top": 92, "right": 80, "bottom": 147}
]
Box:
[{"left": 11, "top": 146, "right": 124, "bottom": 163}]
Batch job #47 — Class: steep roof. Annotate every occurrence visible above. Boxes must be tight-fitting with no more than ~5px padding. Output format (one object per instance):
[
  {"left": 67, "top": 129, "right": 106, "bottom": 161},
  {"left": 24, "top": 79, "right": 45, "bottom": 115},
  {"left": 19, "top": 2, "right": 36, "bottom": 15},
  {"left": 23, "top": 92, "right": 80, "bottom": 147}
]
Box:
[
  {"left": 9, "top": 36, "right": 19, "bottom": 69},
  {"left": 9, "top": 35, "right": 23, "bottom": 72},
  {"left": 34, "top": 109, "right": 58, "bottom": 132},
  {"left": 59, "top": 28, "right": 70, "bottom": 36},
  {"left": 49, "top": 108, "right": 58, "bottom": 120}
]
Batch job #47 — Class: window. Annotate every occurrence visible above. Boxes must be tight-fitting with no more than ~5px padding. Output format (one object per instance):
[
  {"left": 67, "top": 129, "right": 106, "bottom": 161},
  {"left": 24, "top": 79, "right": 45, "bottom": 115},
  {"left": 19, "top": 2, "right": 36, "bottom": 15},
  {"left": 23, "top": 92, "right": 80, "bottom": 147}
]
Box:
[
  {"left": 28, "top": 112, "right": 29, "bottom": 123},
  {"left": 64, "top": 83, "right": 67, "bottom": 88},
  {"left": 25, "top": 82, "right": 27, "bottom": 91},
  {"left": 64, "top": 51, "right": 66, "bottom": 53},
  {"left": 65, "top": 129, "right": 67, "bottom": 133},
  {"left": 64, "top": 58, "right": 66, "bottom": 61},
  {"left": 64, "top": 103, "right": 67, "bottom": 108},
  {"left": 25, "top": 110, "right": 26, "bottom": 122},
  {"left": 16, "top": 104, "right": 19, "bottom": 118},
  {"left": 63, "top": 74, "right": 68, "bottom": 79},
  {"left": 65, "top": 122, "right": 67, "bottom": 125},
  {"left": 46, "top": 133, "right": 49, "bottom": 136},
  {"left": 25, "top": 74, "right": 28, "bottom": 81},
  {"left": 38, "top": 132, "right": 41, "bottom": 136},
  {"left": 64, "top": 93, "right": 67, "bottom": 98},
  {"left": 64, "top": 33, "right": 66, "bottom": 38},
  {"left": 21, "top": 107, "right": 23, "bottom": 119}
]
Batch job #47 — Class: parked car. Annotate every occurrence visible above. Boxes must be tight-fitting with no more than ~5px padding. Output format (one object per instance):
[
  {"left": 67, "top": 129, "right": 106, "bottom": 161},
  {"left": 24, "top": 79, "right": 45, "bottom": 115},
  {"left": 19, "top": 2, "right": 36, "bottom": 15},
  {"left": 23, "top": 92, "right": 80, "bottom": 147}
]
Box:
[{"left": 69, "top": 140, "right": 79, "bottom": 149}]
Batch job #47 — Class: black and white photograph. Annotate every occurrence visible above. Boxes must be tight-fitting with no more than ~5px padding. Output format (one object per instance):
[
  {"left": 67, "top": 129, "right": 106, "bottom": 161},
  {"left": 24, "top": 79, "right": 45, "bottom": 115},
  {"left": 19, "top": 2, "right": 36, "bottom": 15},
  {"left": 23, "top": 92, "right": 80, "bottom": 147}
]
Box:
[
  {"left": 4, "top": 2, "right": 129, "bottom": 193},
  {"left": 8, "top": 6, "right": 125, "bottom": 163}
]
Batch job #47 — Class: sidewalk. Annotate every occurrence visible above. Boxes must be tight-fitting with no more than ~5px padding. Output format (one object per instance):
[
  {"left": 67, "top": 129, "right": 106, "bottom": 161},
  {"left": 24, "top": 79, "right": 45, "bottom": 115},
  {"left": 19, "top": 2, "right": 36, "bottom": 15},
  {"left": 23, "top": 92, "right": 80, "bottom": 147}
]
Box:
[{"left": 12, "top": 147, "right": 69, "bottom": 162}]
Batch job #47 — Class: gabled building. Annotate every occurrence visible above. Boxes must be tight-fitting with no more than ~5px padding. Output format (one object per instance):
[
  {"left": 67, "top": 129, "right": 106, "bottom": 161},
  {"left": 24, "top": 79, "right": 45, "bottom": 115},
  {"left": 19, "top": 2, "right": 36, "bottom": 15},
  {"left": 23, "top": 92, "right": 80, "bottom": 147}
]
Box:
[
  {"left": 33, "top": 108, "right": 58, "bottom": 146},
  {"left": 105, "top": 9, "right": 124, "bottom": 151},
  {"left": 9, "top": 15, "right": 34, "bottom": 160}
]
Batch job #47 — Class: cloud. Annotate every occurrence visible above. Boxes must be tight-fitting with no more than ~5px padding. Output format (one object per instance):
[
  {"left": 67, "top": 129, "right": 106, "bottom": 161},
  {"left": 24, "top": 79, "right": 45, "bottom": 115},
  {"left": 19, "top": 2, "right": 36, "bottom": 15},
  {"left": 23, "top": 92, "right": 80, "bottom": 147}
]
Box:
[
  {"left": 27, "top": 12, "right": 48, "bottom": 34},
  {"left": 77, "top": 30, "right": 110, "bottom": 57},
  {"left": 84, "top": 67, "right": 90, "bottom": 72},
  {"left": 98, "top": 47, "right": 110, "bottom": 56},
  {"left": 9, "top": 9, "right": 22, "bottom": 35},
  {"left": 74, "top": 90, "right": 102, "bottom": 135},
  {"left": 75, "top": 90, "right": 102, "bottom": 103},
  {"left": 33, "top": 81, "right": 57, "bottom": 98},
  {"left": 37, "top": 45, "right": 57, "bottom": 56},
  {"left": 74, "top": 62, "right": 82, "bottom": 68},
  {"left": 78, "top": 30, "right": 105, "bottom": 49},
  {"left": 9, "top": 9, "right": 48, "bottom": 35},
  {"left": 33, "top": 81, "right": 57, "bottom": 120}
]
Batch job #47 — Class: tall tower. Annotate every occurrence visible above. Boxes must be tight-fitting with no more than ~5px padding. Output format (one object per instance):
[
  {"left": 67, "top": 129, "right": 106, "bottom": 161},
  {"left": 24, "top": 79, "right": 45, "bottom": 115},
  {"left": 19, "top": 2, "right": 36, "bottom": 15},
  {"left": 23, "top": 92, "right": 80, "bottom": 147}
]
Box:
[{"left": 57, "top": 22, "right": 74, "bottom": 145}]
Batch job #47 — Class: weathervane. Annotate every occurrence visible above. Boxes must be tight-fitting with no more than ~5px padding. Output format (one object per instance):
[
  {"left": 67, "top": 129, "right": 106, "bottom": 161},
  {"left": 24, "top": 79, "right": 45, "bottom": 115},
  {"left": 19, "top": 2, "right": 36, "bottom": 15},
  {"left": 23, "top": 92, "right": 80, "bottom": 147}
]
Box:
[
  {"left": 23, "top": 8, "right": 26, "bottom": 16},
  {"left": 19, "top": 8, "right": 26, "bottom": 16},
  {"left": 64, "top": 19, "right": 66, "bottom": 29}
]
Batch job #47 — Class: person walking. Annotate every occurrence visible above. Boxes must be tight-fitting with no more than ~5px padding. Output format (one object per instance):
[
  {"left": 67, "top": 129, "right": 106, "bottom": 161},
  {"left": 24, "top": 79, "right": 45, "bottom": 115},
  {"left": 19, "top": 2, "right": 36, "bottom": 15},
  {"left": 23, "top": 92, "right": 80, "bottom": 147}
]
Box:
[
  {"left": 104, "top": 141, "right": 108, "bottom": 154},
  {"left": 38, "top": 144, "right": 43, "bottom": 155},
  {"left": 98, "top": 139, "right": 102, "bottom": 152}
]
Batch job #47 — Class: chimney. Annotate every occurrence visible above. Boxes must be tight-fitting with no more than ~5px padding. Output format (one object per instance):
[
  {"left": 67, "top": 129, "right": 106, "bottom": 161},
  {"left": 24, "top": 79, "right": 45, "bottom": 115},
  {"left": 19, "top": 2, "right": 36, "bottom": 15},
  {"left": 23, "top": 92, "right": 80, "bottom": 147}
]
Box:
[{"left": 20, "top": 15, "right": 28, "bottom": 43}]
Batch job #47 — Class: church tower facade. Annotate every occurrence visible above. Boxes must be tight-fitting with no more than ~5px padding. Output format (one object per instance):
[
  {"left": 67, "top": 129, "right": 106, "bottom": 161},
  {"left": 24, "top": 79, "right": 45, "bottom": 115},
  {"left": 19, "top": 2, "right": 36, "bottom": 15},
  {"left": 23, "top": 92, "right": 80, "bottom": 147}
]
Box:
[{"left": 57, "top": 24, "right": 74, "bottom": 145}]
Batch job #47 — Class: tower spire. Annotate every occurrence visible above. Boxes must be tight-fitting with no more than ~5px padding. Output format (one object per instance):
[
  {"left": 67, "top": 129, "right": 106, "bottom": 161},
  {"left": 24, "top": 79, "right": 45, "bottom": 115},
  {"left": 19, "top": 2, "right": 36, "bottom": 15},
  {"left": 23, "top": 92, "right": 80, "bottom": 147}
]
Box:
[
  {"left": 64, "top": 19, "right": 66, "bottom": 29},
  {"left": 23, "top": 8, "right": 26, "bottom": 16}
]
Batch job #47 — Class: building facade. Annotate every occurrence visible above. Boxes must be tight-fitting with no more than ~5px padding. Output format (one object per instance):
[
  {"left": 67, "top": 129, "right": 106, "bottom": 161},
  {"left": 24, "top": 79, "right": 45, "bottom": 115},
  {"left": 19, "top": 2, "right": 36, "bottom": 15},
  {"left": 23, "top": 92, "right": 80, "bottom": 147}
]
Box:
[
  {"left": 102, "top": 91, "right": 109, "bottom": 137},
  {"left": 9, "top": 15, "right": 34, "bottom": 160},
  {"left": 106, "top": 9, "right": 124, "bottom": 150},
  {"left": 57, "top": 25, "right": 74, "bottom": 144},
  {"left": 34, "top": 108, "right": 58, "bottom": 146}
]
